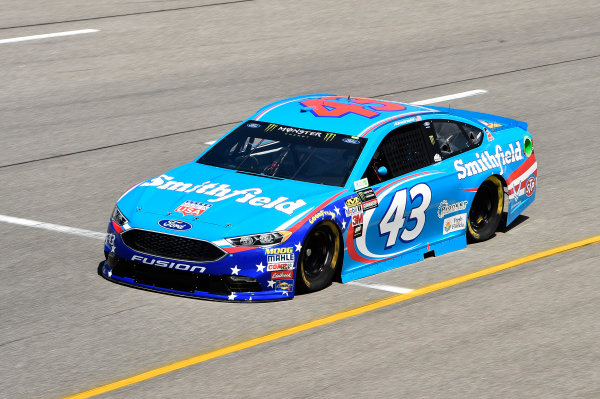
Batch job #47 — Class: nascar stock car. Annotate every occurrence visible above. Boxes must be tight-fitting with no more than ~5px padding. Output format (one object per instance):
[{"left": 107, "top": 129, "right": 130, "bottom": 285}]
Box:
[{"left": 101, "top": 94, "right": 537, "bottom": 301}]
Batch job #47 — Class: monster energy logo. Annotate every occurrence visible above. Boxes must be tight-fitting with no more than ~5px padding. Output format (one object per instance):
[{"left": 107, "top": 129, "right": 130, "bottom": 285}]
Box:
[
  {"left": 265, "top": 124, "right": 278, "bottom": 132},
  {"left": 324, "top": 133, "right": 336, "bottom": 141}
]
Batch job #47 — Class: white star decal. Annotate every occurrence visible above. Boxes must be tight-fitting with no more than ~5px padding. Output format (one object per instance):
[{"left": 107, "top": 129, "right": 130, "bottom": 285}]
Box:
[
  {"left": 342, "top": 219, "right": 347, "bottom": 230},
  {"left": 228, "top": 293, "right": 236, "bottom": 301},
  {"left": 281, "top": 291, "right": 289, "bottom": 296},
  {"left": 267, "top": 280, "right": 275, "bottom": 288},
  {"left": 256, "top": 262, "right": 265, "bottom": 272},
  {"left": 333, "top": 206, "right": 340, "bottom": 216},
  {"left": 247, "top": 296, "right": 252, "bottom": 301},
  {"left": 230, "top": 265, "right": 240, "bottom": 275},
  {"left": 110, "top": 244, "right": 116, "bottom": 253},
  {"left": 294, "top": 242, "right": 302, "bottom": 252}
]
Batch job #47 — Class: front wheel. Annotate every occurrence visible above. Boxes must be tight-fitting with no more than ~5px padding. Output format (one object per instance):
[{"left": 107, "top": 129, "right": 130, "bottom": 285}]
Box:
[
  {"left": 467, "top": 176, "right": 504, "bottom": 242},
  {"left": 296, "top": 221, "right": 341, "bottom": 293}
]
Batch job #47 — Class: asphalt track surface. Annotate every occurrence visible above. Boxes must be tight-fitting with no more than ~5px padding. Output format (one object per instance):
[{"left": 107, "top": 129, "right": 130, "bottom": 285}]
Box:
[{"left": 0, "top": 1, "right": 599, "bottom": 398}]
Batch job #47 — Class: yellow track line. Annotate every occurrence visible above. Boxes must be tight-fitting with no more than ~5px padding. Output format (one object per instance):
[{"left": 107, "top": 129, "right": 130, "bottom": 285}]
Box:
[{"left": 64, "top": 234, "right": 600, "bottom": 399}]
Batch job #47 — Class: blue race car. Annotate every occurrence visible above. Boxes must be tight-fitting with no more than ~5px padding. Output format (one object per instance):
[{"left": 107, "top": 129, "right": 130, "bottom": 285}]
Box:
[{"left": 102, "top": 95, "right": 537, "bottom": 301}]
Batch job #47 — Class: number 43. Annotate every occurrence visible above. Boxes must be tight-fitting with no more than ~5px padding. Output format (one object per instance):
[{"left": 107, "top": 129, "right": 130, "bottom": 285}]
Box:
[{"left": 379, "top": 183, "right": 431, "bottom": 248}]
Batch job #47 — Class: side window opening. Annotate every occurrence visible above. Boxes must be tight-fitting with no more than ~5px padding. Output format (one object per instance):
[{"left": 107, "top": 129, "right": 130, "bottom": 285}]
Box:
[
  {"left": 432, "top": 120, "right": 483, "bottom": 159},
  {"left": 363, "top": 124, "right": 432, "bottom": 185}
]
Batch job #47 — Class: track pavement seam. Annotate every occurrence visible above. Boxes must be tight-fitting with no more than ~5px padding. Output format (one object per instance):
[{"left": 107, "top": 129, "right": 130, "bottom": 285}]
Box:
[
  {"left": 2, "top": 52, "right": 598, "bottom": 169},
  {"left": 0, "top": 0, "right": 254, "bottom": 31}
]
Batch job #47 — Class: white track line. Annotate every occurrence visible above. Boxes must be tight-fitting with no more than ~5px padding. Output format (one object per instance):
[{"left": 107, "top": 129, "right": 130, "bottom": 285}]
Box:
[
  {"left": 0, "top": 29, "right": 99, "bottom": 44},
  {"left": 410, "top": 89, "right": 487, "bottom": 105},
  {"left": 0, "top": 215, "right": 105, "bottom": 240},
  {"left": 346, "top": 281, "right": 414, "bottom": 294},
  {"left": 204, "top": 140, "right": 216, "bottom": 145}
]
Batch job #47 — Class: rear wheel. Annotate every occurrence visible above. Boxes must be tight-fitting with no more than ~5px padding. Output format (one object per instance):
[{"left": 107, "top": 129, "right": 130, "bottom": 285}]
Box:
[
  {"left": 296, "top": 221, "right": 340, "bottom": 293},
  {"left": 467, "top": 176, "right": 504, "bottom": 242}
]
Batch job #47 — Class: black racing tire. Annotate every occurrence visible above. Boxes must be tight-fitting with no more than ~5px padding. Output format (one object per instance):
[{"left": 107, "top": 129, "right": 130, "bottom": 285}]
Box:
[
  {"left": 467, "top": 176, "right": 504, "bottom": 243},
  {"left": 296, "top": 220, "right": 341, "bottom": 293}
]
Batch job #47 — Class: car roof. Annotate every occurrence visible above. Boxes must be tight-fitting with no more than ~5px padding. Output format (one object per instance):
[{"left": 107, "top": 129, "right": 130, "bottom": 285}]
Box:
[{"left": 250, "top": 94, "right": 442, "bottom": 138}]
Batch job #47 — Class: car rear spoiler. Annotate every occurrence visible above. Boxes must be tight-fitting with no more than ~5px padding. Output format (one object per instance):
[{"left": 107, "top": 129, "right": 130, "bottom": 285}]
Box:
[{"left": 426, "top": 106, "right": 528, "bottom": 131}]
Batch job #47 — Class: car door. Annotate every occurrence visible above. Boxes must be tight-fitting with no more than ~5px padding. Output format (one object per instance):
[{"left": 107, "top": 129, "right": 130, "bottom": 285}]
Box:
[{"left": 351, "top": 121, "right": 457, "bottom": 260}]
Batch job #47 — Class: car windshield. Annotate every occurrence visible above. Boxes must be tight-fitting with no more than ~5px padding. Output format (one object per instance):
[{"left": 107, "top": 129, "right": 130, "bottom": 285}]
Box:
[{"left": 198, "top": 120, "right": 366, "bottom": 186}]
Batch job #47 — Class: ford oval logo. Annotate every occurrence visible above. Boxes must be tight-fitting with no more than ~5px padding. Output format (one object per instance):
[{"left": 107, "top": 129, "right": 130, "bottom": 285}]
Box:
[
  {"left": 246, "top": 123, "right": 261, "bottom": 128},
  {"left": 158, "top": 219, "right": 192, "bottom": 231},
  {"left": 342, "top": 138, "right": 360, "bottom": 144}
]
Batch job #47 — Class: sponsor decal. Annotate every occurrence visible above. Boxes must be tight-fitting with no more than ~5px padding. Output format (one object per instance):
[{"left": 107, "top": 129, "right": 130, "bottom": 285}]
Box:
[
  {"left": 131, "top": 255, "right": 206, "bottom": 273},
  {"left": 246, "top": 123, "right": 261, "bottom": 128},
  {"left": 345, "top": 204, "right": 363, "bottom": 217},
  {"left": 393, "top": 115, "right": 422, "bottom": 126},
  {"left": 354, "top": 178, "right": 369, "bottom": 191},
  {"left": 434, "top": 153, "right": 442, "bottom": 163},
  {"left": 158, "top": 219, "right": 192, "bottom": 231},
  {"left": 271, "top": 270, "right": 293, "bottom": 280},
  {"left": 353, "top": 223, "right": 363, "bottom": 238},
  {"left": 454, "top": 141, "right": 523, "bottom": 180},
  {"left": 265, "top": 124, "right": 278, "bottom": 132},
  {"left": 443, "top": 213, "right": 467, "bottom": 235},
  {"left": 345, "top": 196, "right": 361, "bottom": 208},
  {"left": 266, "top": 247, "right": 295, "bottom": 271},
  {"left": 361, "top": 199, "right": 378, "bottom": 211},
  {"left": 323, "top": 133, "right": 337, "bottom": 141},
  {"left": 357, "top": 188, "right": 378, "bottom": 210},
  {"left": 437, "top": 200, "right": 468, "bottom": 218},
  {"left": 351, "top": 212, "right": 363, "bottom": 227},
  {"left": 485, "top": 128, "right": 494, "bottom": 142},
  {"left": 309, "top": 210, "right": 336, "bottom": 224},
  {"left": 267, "top": 263, "right": 295, "bottom": 271},
  {"left": 140, "top": 177, "right": 307, "bottom": 215},
  {"left": 277, "top": 126, "right": 323, "bottom": 138},
  {"left": 342, "top": 138, "right": 360, "bottom": 144},
  {"left": 175, "top": 200, "right": 212, "bottom": 216},
  {"left": 525, "top": 176, "right": 536, "bottom": 197},
  {"left": 275, "top": 280, "right": 294, "bottom": 291},
  {"left": 478, "top": 120, "right": 503, "bottom": 129},
  {"left": 105, "top": 233, "right": 116, "bottom": 252}
]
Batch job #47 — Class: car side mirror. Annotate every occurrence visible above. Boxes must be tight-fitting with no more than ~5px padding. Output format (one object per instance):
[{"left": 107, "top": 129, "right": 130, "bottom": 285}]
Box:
[{"left": 377, "top": 166, "right": 388, "bottom": 176}]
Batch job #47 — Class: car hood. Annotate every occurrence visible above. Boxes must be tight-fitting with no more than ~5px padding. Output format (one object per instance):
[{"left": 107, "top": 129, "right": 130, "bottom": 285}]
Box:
[{"left": 117, "top": 162, "right": 342, "bottom": 239}]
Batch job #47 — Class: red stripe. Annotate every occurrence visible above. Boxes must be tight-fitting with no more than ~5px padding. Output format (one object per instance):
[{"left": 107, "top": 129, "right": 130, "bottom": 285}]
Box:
[
  {"left": 507, "top": 151, "right": 537, "bottom": 185},
  {"left": 223, "top": 246, "right": 255, "bottom": 254},
  {"left": 375, "top": 171, "right": 434, "bottom": 195},
  {"left": 112, "top": 220, "right": 124, "bottom": 234}
]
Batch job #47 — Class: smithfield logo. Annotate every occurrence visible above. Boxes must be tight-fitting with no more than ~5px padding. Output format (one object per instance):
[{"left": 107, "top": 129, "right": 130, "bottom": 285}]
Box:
[
  {"left": 158, "top": 219, "right": 192, "bottom": 231},
  {"left": 437, "top": 200, "right": 468, "bottom": 218},
  {"left": 140, "top": 177, "right": 307, "bottom": 215},
  {"left": 454, "top": 141, "right": 523, "bottom": 180}
]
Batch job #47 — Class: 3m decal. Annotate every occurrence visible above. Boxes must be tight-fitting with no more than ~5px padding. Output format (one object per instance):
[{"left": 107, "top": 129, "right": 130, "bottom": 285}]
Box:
[
  {"left": 175, "top": 201, "right": 212, "bottom": 216},
  {"left": 454, "top": 141, "right": 523, "bottom": 179},
  {"left": 351, "top": 213, "right": 363, "bottom": 227},
  {"left": 299, "top": 97, "right": 406, "bottom": 119},
  {"left": 379, "top": 183, "right": 431, "bottom": 248}
]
